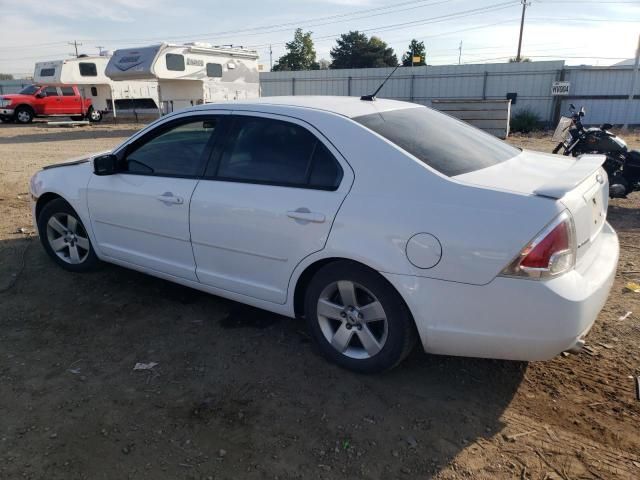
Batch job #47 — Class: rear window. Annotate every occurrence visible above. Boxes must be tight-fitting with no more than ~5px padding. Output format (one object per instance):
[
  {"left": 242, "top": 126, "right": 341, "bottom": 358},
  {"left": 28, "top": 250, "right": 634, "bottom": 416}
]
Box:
[
  {"left": 40, "top": 68, "right": 55, "bottom": 77},
  {"left": 353, "top": 107, "right": 520, "bottom": 177}
]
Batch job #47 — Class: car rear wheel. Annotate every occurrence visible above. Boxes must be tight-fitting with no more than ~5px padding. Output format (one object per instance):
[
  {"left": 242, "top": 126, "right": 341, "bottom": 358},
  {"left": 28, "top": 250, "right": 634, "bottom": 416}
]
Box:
[
  {"left": 87, "top": 107, "right": 102, "bottom": 123},
  {"left": 304, "top": 261, "right": 416, "bottom": 373},
  {"left": 15, "top": 106, "right": 33, "bottom": 124},
  {"left": 38, "top": 198, "right": 100, "bottom": 272}
]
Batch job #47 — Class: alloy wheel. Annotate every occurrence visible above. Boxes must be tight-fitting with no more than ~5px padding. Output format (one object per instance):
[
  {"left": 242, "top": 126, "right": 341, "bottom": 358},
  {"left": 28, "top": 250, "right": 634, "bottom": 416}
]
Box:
[
  {"left": 17, "top": 110, "right": 31, "bottom": 123},
  {"left": 46, "top": 213, "right": 90, "bottom": 264},
  {"left": 316, "top": 280, "right": 388, "bottom": 359}
]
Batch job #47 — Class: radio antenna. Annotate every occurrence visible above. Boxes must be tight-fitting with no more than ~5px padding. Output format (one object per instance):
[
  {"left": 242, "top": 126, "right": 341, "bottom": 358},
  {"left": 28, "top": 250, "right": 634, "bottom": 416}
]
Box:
[{"left": 360, "top": 64, "right": 401, "bottom": 101}]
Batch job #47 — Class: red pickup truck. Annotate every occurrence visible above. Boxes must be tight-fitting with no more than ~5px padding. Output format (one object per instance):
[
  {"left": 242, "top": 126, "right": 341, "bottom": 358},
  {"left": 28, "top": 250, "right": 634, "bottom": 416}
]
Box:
[{"left": 0, "top": 84, "right": 102, "bottom": 124}]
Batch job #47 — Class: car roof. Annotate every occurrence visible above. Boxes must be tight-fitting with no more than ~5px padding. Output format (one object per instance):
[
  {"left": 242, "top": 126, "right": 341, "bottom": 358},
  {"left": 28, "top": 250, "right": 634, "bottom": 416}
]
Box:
[{"left": 188, "top": 96, "right": 421, "bottom": 119}]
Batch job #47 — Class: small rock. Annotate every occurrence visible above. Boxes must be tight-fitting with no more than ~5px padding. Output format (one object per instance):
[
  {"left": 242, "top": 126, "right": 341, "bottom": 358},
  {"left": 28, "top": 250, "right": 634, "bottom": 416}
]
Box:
[
  {"left": 49, "top": 433, "right": 57, "bottom": 439},
  {"left": 218, "top": 449, "right": 227, "bottom": 458},
  {"left": 406, "top": 436, "right": 418, "bottom": 448},
  {"left": 122, "top": 446, "right": 131, "bottom": 454}
]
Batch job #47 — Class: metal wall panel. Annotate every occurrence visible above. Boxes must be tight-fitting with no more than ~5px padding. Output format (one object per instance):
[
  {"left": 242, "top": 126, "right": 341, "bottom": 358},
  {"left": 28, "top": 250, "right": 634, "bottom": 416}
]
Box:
[{"left": 260, "top": 61, "right": 640, "bottom": 126}]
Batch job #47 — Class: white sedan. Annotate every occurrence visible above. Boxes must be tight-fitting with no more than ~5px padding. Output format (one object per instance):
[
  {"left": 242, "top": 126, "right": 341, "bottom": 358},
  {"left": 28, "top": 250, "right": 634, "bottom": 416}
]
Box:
[{"left": 29, "top": 96, "right": 619, "bottom": 373}]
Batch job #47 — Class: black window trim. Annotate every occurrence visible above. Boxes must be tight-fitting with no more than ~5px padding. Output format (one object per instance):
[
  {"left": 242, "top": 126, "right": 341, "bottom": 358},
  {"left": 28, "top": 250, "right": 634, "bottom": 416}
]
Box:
[
  {"left": 79, "top": 62, "right": 98, "bottom": 77},
  {"left": 116, "top": 114, "right": 227, "bottom": 179},
  {"left": 43, "top": 86, "right": 60, "bottom": 96},
  {"left": 39, "top": 67, "right": 56, "bottom": 77},
  {"left": 60, "top": 86, "right": 76, "bottom": 96},
  {"left": 206, "top": 62, "right": 223, "bottom": 78},
  {"left": 166, "top": 53, "right": 186, "bottom": 72},
  {"left": 201, "top": 113, "right": 344, "bottom": 192}
]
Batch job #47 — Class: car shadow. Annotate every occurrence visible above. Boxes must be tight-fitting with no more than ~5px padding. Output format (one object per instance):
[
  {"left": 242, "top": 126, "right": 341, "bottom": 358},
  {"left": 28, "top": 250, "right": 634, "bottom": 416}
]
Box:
[{"left": 0, "top": 236, "right": 525, "bottom": 479}]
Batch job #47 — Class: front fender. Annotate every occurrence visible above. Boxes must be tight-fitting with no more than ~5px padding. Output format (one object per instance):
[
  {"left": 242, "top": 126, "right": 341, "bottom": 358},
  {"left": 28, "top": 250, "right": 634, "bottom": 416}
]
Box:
[{"left": 30, "top": 161, "right": 104, "bottom": 259}]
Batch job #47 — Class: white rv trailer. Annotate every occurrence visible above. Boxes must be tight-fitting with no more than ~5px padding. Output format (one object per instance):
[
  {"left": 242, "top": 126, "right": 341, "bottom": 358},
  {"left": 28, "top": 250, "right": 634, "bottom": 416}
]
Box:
[
  {"left": 105, "top": 42, "right": 260, "bottom": 115},
  {"left": 33, "top": 55, "right": 159, "bottom": 118}
]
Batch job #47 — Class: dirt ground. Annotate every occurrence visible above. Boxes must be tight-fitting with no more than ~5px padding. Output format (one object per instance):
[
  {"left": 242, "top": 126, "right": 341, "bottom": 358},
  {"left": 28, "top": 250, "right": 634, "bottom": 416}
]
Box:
[{"left": 0, "top": 120, "right": 639, "bottom": 480}]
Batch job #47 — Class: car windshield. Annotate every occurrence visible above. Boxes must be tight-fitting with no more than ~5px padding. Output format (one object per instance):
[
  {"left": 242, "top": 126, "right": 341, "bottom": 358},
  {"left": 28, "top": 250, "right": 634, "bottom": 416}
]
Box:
[
  {"left": 19, "top": 85, "right": 40, "bottom": 95},
  {"left": 353, "top": 106, "right": 520, "bottom": 177}
]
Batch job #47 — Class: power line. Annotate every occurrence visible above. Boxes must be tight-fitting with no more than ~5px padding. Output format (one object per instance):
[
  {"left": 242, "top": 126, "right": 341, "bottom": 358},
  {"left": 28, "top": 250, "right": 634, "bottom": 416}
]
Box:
[
  {"left": 0, "top": 0, "right": 454, "bottom": 52},
  {"left": 247, "top": 2, "right": 520, "bottom": 49}
]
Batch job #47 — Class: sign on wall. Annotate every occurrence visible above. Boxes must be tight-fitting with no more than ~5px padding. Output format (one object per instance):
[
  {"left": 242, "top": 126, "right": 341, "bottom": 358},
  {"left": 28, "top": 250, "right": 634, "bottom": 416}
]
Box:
[{"left": 551, "top": 81, "right": 571, "bottom": 96}]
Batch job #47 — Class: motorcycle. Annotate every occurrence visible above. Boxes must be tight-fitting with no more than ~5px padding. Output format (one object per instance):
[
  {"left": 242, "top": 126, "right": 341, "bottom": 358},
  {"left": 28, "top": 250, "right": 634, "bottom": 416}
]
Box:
[{"left": 551, "top": 104, "right": 640, "bottom": 198}]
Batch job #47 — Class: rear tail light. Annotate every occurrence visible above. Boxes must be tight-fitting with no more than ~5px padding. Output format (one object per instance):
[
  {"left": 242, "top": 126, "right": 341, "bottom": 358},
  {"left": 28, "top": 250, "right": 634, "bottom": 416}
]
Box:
[{"left": 500, "top": 210, "right": 576, "bottom": 280}]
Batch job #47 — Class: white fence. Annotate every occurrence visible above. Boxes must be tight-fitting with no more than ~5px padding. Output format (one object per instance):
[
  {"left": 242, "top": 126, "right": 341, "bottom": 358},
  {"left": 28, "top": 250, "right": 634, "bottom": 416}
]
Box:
[{"left": 260, "top": 61, "right": 640, "bottom": 127}]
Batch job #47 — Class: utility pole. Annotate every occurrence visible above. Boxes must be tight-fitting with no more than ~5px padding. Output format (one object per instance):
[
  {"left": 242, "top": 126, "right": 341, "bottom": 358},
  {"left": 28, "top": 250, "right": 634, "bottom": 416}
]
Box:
[
  {"left": 269, "top": 44, "right": 273, "bottom": 70},
  {"left": 623, "top": 33, "right": 640, "bottom": 130},
  {"left": 458, "top": 41, "right": 462, "bottom": 65},
  {"left": 516, "top": 1, "right": 530, "bottom": 62},
  {"left": 68, "top": 40, "right": 83, "bottom": 58}
]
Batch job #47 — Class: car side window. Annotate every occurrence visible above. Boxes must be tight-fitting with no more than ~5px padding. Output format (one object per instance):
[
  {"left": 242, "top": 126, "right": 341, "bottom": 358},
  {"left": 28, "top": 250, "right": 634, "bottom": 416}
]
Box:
[
  {"left": 60, "top": 87, "right": 75, "bottom": 96},
  {"left": 123, "top": 118, "right": 218, "bottom": 177},
  {"left": 43, "top": 86, "right": 59, "bottom": 96},
  {"left": 215, "top": 116, "right": 343, "bottom": 189}
]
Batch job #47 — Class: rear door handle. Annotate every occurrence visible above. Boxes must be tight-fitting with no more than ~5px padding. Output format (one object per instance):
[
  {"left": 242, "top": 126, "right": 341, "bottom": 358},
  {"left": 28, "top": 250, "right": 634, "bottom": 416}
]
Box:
[
  {"left": 287, "top": 208, "right": 325, "bottom": 223},
  {"left": 156, "top": 192, "right": 184, "bottom": 205}
]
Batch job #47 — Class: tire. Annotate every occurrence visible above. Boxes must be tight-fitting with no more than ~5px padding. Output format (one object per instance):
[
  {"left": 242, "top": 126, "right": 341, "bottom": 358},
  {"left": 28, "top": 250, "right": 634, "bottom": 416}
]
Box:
[
  {"left": 14, "top": 106, "right": 33, "bottom": 124},
  {"left": 37, "top": 198, "right": 100, "bottom": 272},
  {"left": 304, "top": 260, "right": 416, "bottom": 373},
  {"left": 87, "top": 107, "right": 102, "bottom": 123}
]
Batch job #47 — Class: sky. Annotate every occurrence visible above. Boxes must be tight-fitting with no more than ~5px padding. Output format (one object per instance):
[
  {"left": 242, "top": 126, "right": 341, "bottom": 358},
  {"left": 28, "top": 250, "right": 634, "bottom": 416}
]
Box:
[{"left": 0, "top": 0, "right": 638, "bottom": 77}]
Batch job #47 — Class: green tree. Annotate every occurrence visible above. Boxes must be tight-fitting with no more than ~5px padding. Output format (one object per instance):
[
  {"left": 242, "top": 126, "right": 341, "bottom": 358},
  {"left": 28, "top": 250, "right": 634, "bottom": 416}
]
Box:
[
  {"left": 0, "top": 73, "right": 14, "bottom": 80},
  {"left": 330, "top": 31, "right": 398, "bottom": 69},
  {"left": 272, "top": 28, "right": 319, "bottom": 71},
  {"left": 402, "top": 39, "right": 426, "bottom": 66}
]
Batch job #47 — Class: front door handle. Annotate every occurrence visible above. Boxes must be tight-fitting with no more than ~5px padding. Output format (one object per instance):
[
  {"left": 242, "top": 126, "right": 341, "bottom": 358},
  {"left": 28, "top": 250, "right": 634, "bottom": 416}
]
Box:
[
  {"left": 287, "top": 208, "right": 325, "bottom": 223},
  {"left": 156, "top": 192, "right": 184, "bottom": 205}
]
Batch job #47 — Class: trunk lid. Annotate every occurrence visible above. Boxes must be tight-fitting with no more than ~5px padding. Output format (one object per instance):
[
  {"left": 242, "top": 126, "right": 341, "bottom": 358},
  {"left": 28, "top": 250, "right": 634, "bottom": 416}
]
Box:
[{"left": 455, "top": 150, "right": 608, "bottom": 261}]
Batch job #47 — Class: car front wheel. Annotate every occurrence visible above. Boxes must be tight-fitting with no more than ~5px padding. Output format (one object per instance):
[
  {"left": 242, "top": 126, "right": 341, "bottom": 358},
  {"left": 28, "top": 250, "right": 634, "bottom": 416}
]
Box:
[
  {"left": 15, "top": 106, "right": 33, "bottom": 124},
  {"left": 304, "top": 261, "right": 416, "bottom": 373},
  {"left": 38, "top": 198, "right": 100, "bottom": 272}
]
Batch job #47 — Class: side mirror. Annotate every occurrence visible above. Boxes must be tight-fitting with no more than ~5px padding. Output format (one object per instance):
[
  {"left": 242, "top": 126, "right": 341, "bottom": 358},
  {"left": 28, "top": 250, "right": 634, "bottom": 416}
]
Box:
[{"left": 93, "top": 154, "right": 119, "bottom": 176}]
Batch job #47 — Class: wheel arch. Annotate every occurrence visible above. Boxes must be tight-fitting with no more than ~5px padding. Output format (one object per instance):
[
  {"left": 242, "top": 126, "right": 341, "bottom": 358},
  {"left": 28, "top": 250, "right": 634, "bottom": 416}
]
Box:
[
  {"left": 14, "top": 104, "right": 35, "bottom": 116},
  {"left": 292, "top": 256, "right": 415, "bottom": 325},
  {"left": 36, "top": 192, "right": 65, "bottom": 220}
]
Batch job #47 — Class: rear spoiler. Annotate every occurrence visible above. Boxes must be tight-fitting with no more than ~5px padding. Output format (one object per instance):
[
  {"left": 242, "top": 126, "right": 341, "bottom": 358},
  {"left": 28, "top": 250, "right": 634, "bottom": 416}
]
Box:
[{"left": 534, "top": 154, "right": 606, "bottom": 199}]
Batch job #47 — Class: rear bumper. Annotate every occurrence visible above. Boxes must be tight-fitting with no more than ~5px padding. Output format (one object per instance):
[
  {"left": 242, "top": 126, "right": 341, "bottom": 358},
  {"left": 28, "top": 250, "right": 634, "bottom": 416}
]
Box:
[
  {"left": 0, "top": 108, "right": 14, "bottom": 116},
  {"left": 384, "top": 222, "right": 619, "bottom": 361}
]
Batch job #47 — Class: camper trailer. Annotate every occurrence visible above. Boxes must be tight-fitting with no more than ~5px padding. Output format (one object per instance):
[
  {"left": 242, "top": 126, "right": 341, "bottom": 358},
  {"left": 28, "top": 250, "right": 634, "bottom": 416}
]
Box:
[
  {"left": 105, "top": 42, "right": 260, "bottom": 114},
  {"left": 33, "top": 55, "right": 159, "bottom": 118}
]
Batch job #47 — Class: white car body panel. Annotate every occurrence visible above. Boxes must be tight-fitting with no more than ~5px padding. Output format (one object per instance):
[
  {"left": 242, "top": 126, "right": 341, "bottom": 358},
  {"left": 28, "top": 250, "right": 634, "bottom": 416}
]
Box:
[
  {"left": 189, "top": 112, "right": 354, "bottom": 303},
  {"left": 87, "top": 174, "right": 200, "bottom": 281},
  {"left": 29, "top": 96, "right": 619, "bottom": 362}
]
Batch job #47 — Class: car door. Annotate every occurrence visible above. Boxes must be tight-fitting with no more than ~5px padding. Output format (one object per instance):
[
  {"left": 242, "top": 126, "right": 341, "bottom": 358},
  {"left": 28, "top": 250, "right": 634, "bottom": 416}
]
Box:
[
  {"left": 59, "top": 86, "right": 82, "bottom": 114},
  {"left": 41, "top": 86, "right": 62, "bottom": 114},
  {"left": 87, "top": 114, "right": 226, "bottom": 280},
  {"left": 190, "top": 113, "right": 353, "bottom": 304}
]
